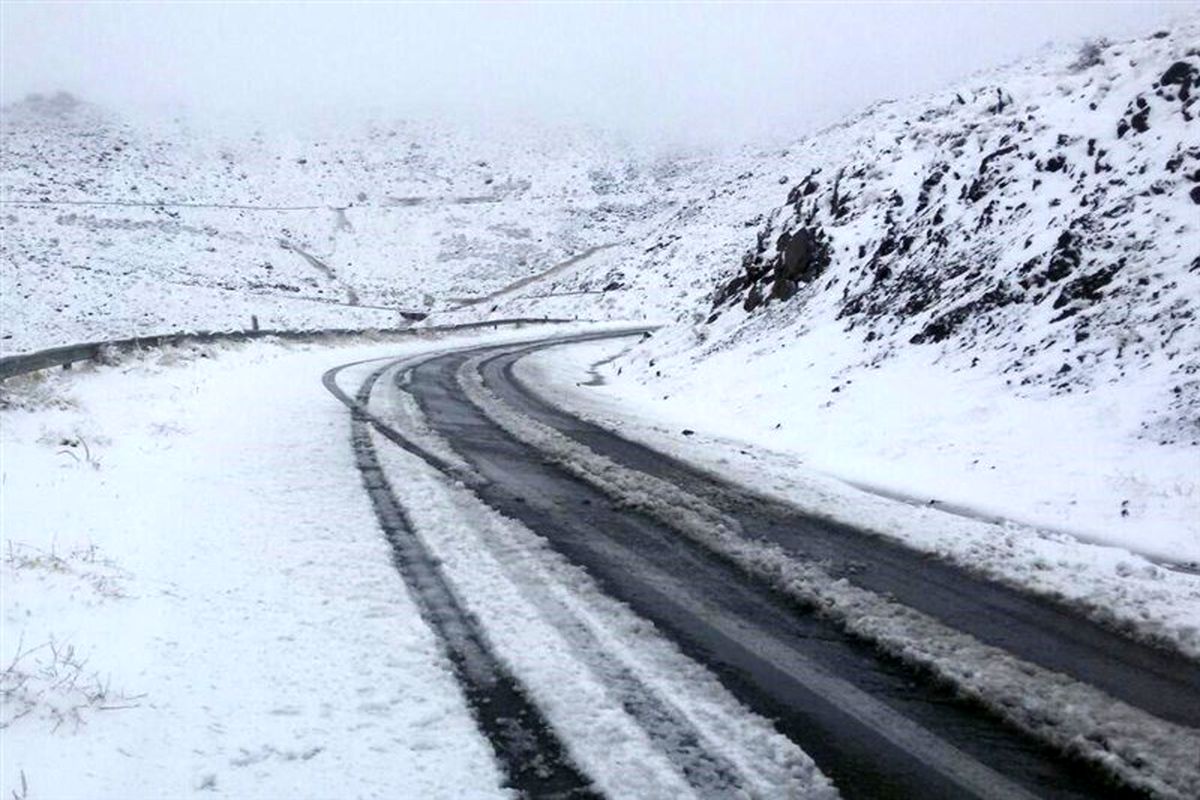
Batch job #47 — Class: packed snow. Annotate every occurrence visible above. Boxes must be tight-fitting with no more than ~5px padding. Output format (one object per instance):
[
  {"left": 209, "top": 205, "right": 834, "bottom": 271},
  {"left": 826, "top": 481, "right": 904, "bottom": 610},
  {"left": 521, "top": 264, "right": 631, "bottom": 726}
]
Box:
[
  {"left": 358, "top": 356, "right": 834, "bottom": 798},
  {"left": 519, "top": 338, "right": 1200, "bottom": 655}
]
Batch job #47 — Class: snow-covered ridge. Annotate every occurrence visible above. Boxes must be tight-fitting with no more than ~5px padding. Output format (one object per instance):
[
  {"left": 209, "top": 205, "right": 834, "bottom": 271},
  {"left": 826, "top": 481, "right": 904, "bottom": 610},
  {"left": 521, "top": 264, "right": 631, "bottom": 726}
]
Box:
[
  {"left": 0, "top": 97, "right": 689, "bottom": 352},
  {"left": 703, "top": 22, "right": 1198, "bottom": 441}
]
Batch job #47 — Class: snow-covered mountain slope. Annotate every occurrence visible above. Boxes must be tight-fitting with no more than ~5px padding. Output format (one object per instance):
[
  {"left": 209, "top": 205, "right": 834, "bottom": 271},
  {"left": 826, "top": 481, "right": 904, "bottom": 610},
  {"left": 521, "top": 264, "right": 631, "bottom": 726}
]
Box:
[
  {"left": 477, "top": 21, "right": 1200, "bottom": 562},
  {"left": 1, "top": 95, "right": 686, "bottom": 351},
  {"left": 3, "top": 20, "right": 1196, "bottom": 560},
  {"left": 699, "top": 23, "right": 1199, "bottom": 438}
]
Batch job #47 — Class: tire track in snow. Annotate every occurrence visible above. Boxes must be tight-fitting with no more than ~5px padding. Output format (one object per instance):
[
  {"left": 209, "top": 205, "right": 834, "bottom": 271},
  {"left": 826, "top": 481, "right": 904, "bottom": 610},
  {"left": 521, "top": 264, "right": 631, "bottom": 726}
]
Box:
[
  {"left": 330, "top": 341, "right": 789, "bottom": 798},
  {"left": 322, "top": 358, "right": 598, "bottom": 798},
  {"left": 391, "top": 335, "right": 1190, "bottom": 800},
  {"left": 386, "top": 359, "right": 758, "bottom": 797},
  {"left": 492, "top": 341, "right": 1200, "bottom": 676}
]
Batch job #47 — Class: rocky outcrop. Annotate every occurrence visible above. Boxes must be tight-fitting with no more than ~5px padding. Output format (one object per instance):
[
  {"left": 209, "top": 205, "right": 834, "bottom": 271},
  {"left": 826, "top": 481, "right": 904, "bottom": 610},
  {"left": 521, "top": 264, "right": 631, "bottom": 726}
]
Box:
[{"left": 700, "top": 24, "right": 1198, "bottom": 438}]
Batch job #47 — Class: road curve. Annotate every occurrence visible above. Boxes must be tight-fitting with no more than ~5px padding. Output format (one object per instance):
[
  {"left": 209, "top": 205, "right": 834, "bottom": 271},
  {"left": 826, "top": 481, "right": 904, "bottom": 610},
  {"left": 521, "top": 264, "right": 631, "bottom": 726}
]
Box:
[
  {"left": 331, "top": 331, "right": 1200, "bottom": 800},
  {"left": 480, "top": 341, "right": 1200, "bottom": 727}
]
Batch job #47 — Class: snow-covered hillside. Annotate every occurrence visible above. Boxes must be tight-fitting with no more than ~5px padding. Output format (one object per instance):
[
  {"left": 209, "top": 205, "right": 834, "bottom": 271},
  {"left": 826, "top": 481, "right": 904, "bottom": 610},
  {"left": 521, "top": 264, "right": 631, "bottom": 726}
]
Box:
[
  {"left": 483, "top": 22, "right": 1200, "bottom": 563},
  {"left": 3, "top": 19, "right": 1196, "bottom": 559},
  {"left": 4, "top": 15, "right": 1200, "bottom": 797},
  {"left": 701, "top": 24, "right": 1199, "bottom": 438},
  {"left": 1, "top": 95, "right": 690, "bottom": 351}
]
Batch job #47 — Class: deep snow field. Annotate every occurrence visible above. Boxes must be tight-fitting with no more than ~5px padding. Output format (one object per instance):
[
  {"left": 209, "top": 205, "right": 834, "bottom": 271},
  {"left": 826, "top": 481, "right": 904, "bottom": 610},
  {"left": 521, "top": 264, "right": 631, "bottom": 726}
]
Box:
[{"left": 1, "top": 335, "right": 511, "bottom": 798}]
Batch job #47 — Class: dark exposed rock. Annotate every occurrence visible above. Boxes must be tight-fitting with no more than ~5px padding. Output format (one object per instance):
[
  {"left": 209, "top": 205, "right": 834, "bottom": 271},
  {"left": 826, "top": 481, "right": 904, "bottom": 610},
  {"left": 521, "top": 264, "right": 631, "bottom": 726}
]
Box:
[
  {"left": 1161, "top": 60, "right": 1198, "bottom": 101},
  {"left": 786, "top": 171, "right": 821, "bottom": 205},
  {"left": 830, "top": 171, "right": 852, "bottom": 220},
  {"left": 911, "top": 283, "right": 1019, "bottom": 344},
  {"left": 1046, "top": 231, "right": 1081, "bottom": 281},
  {"left": 713, "top": 274, "right": 745, "bottom": 307},
  {"left": 776, "top": 228, "right": 830, "bottom": 282},
  {"left": 713, "top": 220, "right": 831, "bottom": 313},
  {"left": 987, "top": 88, "right": 1012, "bottom": 114},
  {"left": 769, "top": 227, "right": 831, "bottom": 301},
  {"left": 771, "top": 277, "right": 799, "bottom": 301},
  {"left": 916, "top": 167, "right": 945, "bottom": 211},
  {"left": 1052, "top": 263, "right": 1122, "bottom": 310},
  {"left": 1019, "top": 230, "right": 1081, "bottom": 290},
  {"left": 965, "top": 144, "right": 1018, "bottom": 202},
  {"left": 1131, "top": 107, "right": 1151, "bottom": 133},
  {"left": 743, "top": 283, "right": 764, "bottom": 312},
  {"left": 1044, "top": 154, "right": 1067, "bottom": 172}
]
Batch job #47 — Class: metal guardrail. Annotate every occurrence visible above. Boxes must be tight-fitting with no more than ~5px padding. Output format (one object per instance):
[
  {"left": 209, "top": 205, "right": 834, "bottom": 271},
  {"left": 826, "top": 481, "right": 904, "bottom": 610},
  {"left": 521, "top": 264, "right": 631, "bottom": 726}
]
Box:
[{"left": 0, "top": 318, "right": 573, "bottom": 381}]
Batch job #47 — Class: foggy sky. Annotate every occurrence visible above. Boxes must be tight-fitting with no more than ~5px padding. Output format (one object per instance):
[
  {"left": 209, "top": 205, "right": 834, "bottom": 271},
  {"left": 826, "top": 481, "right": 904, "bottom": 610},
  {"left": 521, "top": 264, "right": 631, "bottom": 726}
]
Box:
[{"left": 1, "top": 2, "right": 1193, "bottom": 144}]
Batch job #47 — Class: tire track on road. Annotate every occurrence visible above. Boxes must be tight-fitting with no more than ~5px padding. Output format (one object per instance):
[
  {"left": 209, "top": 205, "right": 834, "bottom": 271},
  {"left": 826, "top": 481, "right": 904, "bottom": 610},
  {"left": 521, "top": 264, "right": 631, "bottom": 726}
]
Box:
[
  {"left": 323, "top": 358, "right": 598, "bottom": 798},
  {"left": 398, "top": 335, "right": 1182, "bottom": 799},
  {"left": 455, "top": 340, "right": 1200, "bottom": 799},
  {"left": 481, "top": 342, "right": 1200, "bottom": 724},
  {"left": 325, "top": 335, "right": 782, "bottom": 798}
]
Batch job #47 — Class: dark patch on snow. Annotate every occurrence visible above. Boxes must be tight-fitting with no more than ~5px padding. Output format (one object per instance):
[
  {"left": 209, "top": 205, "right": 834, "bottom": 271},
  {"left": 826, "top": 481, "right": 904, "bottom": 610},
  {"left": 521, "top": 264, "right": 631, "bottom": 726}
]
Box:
[
  {"left": 911, "top": 283, "right": 1020, "bottom": 344},
  {"left": 1051, "top": 263, "right": 1122, "bottom": 318},
  {"left": 1020, "top": 230, "right": 1082, "bottom": 290}
]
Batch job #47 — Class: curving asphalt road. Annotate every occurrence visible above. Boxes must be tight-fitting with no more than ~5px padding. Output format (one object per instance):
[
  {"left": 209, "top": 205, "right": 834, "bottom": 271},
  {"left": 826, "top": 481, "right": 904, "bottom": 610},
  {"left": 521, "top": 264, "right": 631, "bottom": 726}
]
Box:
[{"left": 327, "top": 330, "right": 1200, "bottom": 800}]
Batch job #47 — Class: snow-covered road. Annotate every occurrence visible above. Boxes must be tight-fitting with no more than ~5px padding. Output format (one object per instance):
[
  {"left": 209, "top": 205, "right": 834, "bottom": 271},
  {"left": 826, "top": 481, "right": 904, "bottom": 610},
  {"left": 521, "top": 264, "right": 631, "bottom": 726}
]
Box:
[{"left": 3, "top": 327, "right": 1198, "bottom": 799}]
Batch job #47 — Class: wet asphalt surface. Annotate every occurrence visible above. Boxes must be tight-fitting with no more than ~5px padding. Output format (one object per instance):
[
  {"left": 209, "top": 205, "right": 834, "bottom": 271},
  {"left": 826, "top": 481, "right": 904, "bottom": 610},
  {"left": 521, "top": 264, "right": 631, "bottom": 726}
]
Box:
[
  {"left": 481, "top": 342, "right": 1200, "bottom": 730},
  {"left": 381, "top": 334, "right": 1195, "bottom": 800}
]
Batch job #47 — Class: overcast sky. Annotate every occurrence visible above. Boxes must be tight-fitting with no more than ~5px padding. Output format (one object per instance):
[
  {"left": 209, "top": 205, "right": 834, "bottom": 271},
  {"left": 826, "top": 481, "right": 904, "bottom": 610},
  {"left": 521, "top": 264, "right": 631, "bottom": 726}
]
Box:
[{"left": 1, "top": 2, "right": 1194, "bottom": 143}]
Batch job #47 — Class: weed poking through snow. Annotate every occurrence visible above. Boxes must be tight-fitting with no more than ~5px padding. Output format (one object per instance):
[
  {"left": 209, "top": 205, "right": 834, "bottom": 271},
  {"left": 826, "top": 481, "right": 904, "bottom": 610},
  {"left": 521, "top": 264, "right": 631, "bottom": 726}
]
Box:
[{"left": 1, "top": 632, "right": 143, "bottom": 733}]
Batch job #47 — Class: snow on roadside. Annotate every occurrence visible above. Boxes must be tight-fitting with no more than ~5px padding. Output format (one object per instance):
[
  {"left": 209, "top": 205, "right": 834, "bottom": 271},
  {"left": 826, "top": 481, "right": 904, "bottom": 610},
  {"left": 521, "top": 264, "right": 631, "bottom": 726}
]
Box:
[
  {"left": 598, "top": 320, "right": 1200, "bottom": 566},
  {"left": 0, "top": 333, "right": 564, "bottom": 799},
  {"left": 516, "top": 337, "right": 1200, "bottom": 658}
]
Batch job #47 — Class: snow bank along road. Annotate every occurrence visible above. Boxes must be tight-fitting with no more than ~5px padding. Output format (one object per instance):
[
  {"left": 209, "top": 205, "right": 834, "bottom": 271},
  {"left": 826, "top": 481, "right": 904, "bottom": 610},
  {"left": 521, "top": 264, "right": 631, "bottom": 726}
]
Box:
[{"left": 325, "top": 329, "right": 1200, "bottom": 800}]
